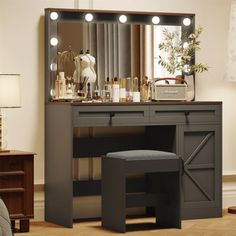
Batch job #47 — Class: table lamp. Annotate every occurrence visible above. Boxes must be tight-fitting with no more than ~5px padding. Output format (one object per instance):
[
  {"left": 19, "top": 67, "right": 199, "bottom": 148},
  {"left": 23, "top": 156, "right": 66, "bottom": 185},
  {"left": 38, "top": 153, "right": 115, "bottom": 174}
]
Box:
[{"left": 0, "top": 74, "right": 21, "bottom": 152}]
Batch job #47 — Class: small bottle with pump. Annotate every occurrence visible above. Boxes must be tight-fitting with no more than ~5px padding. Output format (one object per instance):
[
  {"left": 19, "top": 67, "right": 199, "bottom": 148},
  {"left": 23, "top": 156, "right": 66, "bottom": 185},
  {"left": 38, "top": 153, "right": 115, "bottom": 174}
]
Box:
[
  {"left": 112, "top": 77, "right": 120, "bottom": 102},
  {"left": 106, "top": 77, "right": 112, "bottom": 100}
]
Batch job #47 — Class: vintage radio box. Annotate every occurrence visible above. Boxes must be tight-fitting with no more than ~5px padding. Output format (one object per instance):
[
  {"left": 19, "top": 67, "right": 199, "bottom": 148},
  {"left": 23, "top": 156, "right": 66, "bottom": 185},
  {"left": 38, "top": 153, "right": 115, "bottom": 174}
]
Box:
[{"left": 152, "top": 84, "right": 186, "bottom": 101}]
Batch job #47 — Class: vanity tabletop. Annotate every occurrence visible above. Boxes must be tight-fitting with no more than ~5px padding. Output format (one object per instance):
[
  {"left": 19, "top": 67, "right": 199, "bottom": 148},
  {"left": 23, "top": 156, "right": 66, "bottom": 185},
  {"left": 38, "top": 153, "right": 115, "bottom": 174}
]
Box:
[{"left": 47, "top": 101, "right": 222, "bottom": 106}]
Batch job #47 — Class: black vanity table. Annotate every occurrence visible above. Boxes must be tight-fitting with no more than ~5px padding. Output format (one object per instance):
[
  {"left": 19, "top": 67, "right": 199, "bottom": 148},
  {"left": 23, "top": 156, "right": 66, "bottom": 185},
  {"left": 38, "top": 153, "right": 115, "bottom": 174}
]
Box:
[
  {"left": 45, "top": 101, "right": 222, "bottom": 227},
  {"left": 44, "top": 8, "right": 222, "bottom": 228}
]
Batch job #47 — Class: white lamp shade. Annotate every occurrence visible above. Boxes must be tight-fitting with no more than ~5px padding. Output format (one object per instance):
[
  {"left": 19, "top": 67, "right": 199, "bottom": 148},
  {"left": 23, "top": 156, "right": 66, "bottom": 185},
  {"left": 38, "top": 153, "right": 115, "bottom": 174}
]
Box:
[{"left": 0, "top": 74, "right": 21, "bottom": 108}]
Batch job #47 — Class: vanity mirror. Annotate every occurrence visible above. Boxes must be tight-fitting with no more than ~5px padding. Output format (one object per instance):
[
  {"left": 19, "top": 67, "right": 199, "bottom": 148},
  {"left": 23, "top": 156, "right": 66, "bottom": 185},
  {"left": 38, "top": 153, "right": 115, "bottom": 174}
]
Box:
[{"left": 45, "top": 8, "right": 195, "bottom": 102}]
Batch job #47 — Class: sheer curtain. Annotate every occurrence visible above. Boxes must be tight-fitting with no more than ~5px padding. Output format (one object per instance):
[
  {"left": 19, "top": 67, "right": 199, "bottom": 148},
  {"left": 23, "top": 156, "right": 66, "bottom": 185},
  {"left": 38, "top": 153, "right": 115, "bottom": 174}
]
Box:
[{"left": 225, "top": 0, "right": 236, "bottom": 81}]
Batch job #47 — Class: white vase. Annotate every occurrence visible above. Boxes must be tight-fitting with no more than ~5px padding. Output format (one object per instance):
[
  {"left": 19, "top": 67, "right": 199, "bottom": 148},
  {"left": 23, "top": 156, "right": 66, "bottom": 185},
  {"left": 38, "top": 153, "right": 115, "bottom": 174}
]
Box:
[{"left": 184, "top": 75, "right": 195, "bottom": 101}]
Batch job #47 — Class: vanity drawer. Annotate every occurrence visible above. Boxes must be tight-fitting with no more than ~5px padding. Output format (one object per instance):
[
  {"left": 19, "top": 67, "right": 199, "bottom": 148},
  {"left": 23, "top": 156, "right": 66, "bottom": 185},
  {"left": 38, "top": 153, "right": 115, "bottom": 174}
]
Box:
[
  {"left": 73, "top": 105, "right": 149, "bottom": 127},
  {"left": 150, "top": 105, "right": 221, "bottom": 125}
]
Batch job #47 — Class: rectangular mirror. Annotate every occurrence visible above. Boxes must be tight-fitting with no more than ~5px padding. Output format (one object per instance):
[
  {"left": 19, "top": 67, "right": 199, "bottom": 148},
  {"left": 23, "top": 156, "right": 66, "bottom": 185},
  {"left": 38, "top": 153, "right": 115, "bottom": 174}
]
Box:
[{"left": 45, "top": 9, "right": 195, "bottom": 102}]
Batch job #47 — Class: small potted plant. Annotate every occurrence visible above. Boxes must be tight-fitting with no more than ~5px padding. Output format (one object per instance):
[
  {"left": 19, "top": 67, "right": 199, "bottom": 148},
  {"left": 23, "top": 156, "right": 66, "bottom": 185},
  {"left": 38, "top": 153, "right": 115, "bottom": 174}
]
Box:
[{"left": 158, "top": 26, "right": 208, "bottom": 101}]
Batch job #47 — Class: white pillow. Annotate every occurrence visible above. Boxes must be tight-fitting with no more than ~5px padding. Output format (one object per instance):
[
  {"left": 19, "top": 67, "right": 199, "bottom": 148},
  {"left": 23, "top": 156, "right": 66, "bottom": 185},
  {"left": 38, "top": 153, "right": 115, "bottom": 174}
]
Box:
[{"left": 0, "top": 199, "right": 13, "bottom": 236}]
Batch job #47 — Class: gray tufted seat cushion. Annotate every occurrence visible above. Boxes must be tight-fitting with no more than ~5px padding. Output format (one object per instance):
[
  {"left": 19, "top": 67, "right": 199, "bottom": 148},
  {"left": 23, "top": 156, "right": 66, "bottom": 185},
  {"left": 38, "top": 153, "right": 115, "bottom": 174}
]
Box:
[
  {"left": 0, "top": 198, "right": 13, "bottom": 236},
  {"left": 106, "top": 150, "right": 178, "bottom": 161}
]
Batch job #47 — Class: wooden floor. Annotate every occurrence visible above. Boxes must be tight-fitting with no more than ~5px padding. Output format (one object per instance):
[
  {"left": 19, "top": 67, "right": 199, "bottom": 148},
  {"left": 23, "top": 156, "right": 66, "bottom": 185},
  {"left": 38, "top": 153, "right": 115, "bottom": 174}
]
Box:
[{"left": 18, "top": 212, "right": 236, "bottom": 236}]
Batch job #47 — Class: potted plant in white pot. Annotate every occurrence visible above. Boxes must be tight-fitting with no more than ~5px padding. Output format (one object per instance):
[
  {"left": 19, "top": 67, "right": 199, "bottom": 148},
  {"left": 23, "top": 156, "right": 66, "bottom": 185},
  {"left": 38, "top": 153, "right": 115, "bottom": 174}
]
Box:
[{"left": 158, "top": 26, "right": 208, "bottom": 101}]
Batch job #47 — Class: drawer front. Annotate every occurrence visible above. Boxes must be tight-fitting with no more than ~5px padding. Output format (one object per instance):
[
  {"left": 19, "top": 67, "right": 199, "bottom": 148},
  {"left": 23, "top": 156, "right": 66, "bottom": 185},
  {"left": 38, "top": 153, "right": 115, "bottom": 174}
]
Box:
[
  {"left": 150, "top": 105, "right": 221, "bottom": 125},
  {"left": 0, "top": 158, "right": 24, "bottom": 172},
  {"left": 73, "top": 105, "right": 149, "bottom": 127}
]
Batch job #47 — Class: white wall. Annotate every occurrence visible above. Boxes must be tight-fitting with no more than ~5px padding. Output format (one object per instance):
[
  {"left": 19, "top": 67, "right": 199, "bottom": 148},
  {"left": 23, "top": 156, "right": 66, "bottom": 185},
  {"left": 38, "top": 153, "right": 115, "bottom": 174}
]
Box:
[
  {"left": 0, "top": 0, "right": 235, "bottom": 220},
  {"left": 0, "top": 0, "right": 75, "bottom": 183},
  {"left": 0, "top": 0, "right": 75, "bottom": 220}
]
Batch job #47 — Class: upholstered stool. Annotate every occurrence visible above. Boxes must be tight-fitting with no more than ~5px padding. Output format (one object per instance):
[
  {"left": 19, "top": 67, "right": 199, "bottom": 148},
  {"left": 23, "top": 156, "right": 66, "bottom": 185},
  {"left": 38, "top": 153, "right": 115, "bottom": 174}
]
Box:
[{"left": 101, "top": 150, "right": 181, "bottom": 233}]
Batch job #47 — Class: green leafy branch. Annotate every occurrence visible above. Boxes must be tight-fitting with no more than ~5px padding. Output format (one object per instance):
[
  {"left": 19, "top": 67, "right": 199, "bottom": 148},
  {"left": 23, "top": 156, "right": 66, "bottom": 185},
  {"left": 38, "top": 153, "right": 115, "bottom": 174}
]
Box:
[{"left": 158, "top": 26, "right": 209, "bottom": 75}]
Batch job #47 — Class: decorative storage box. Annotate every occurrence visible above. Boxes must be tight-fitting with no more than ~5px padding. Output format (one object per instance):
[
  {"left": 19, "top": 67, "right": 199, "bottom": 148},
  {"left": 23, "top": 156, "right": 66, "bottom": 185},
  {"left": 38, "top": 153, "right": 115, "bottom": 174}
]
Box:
[{"left": 152, "top": 84, "right": 187, "bottom": 101}]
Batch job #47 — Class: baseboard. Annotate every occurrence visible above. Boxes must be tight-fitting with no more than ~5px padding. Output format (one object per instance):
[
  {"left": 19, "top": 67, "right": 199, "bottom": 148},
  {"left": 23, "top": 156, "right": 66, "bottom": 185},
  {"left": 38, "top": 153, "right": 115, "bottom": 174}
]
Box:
[
  {"left": 223, "top": 186, "right": 236, "bottom": 209},
  {"left": 34, "top": 196, "right": 45, "bottom": 222},
  {"left": 33, "top": 183, "right": 45, "bottom": 221}
]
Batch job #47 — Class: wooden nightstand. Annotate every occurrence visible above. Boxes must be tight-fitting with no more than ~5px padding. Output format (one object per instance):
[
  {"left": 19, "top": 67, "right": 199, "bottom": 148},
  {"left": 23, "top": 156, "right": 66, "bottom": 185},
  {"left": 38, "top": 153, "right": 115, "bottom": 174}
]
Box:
[{"left": 0, "top": 150, "right": 35, "bottom": 232}]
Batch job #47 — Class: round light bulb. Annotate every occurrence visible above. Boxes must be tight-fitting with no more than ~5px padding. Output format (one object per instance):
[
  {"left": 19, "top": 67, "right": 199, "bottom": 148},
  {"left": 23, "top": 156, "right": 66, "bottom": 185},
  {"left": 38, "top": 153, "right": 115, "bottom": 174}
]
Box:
[
  {"left": 183, "top": 42, "right": 189, "bottom": 49},
  {"left": 85, "top": 13, "right": 93, "bottom": 22},
  {"left": 50, "top": 63, "right": 57, "bottom": 71},
  {"left": 50, "top": 12, "right": 58, "bottom": 21},
  {"left": 184, "top": 64, "right": 191, "bottom": 73},
  {"left": 183, "top": 18, "right": 191, "bottom": 26},
  {"left": 119, "top": 15, "right": 127, "bottom": 23},
  {"left": 50, "top": 89, "right": 55, "bottom": 97},
  {"left": 152, "top": 16, "right": 160, "bottom": 24},
  {"left": 50, "top": 37, "right": 58, "bottom": 46}
]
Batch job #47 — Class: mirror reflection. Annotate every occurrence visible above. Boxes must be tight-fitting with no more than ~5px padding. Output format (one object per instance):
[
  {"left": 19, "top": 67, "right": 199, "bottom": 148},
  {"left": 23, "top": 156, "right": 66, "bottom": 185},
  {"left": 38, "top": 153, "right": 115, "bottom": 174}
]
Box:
[{"left": 56, "top": 21, "right": 181, "bottom": 89}]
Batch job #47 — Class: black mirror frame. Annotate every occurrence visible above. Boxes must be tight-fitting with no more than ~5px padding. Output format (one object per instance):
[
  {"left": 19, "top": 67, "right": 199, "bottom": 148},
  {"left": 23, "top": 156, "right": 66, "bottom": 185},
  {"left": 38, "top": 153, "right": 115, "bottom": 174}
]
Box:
[{"left": 45, "top": 8, "right": 195, "bottom": 102}]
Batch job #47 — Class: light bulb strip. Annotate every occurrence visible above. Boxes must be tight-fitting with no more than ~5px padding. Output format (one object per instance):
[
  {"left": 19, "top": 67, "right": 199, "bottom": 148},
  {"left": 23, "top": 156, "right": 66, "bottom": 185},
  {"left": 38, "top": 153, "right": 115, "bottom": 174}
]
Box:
[{"left": 49, "top": 11, "right": 193, "bottom": 26}]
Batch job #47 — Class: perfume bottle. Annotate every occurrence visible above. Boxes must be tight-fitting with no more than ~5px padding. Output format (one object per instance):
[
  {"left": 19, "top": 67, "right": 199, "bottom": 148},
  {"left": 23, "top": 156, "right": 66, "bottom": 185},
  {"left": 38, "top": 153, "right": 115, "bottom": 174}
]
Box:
[
  {"left": 54, "top": 75, "right": 60, "bottom": 99},
  {"left": 132, "top": 76, "right": 140, "bottom": 102},
  {"left": 112, "top": 77, "right": 120, "bottom": 102},
  {"left": 106, "top": 77, "right": 112, "bottom": 100},
  {"left": 66, "top": 77, "right": 74, "bottom": 99},
  {"left": 66, "top": 83, "right": 73, "bottom": 99},
  {"left": 119, "top": 78, "right": 126, "bottom": 102},
  {"left": 126, "top": 77, "right": 133, "bottom": 102},
  {"left": 59, "top": 72, "right": 66, "bottom": 98},
  {"left": 103, "top": 78, "right": 111, "bottom": 102},
  {"left": 93, "top": 85, "right": 101, "bottom": 100},
  {"left": 141, "top": 76, "right": 150, "bottom": 102}
]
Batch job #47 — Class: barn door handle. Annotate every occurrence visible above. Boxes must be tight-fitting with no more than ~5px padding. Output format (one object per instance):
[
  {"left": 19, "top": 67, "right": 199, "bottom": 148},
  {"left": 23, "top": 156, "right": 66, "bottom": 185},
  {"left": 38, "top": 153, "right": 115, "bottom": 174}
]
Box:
[{"left": 109, "top": 112, "right": 115, "bottom": 126}]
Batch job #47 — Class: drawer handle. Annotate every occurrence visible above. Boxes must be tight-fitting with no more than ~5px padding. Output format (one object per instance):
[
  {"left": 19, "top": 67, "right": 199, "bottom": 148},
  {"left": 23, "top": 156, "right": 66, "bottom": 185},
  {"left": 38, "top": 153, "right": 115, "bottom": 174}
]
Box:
[
  {"left": 109, "top": 112, "right": 115, "bottom": 126},
  {"left": 184, "top": 111, "right": 190, "bottom": 124}
]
